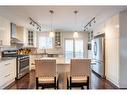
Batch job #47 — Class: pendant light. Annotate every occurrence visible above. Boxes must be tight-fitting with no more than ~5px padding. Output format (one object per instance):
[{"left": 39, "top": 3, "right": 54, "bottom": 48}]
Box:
[
  {"left": 49, "top": 10, "right": 54, "bottom": 38},
  {"left": 73, "top": 10, "right": 79, "bottom": 38}
]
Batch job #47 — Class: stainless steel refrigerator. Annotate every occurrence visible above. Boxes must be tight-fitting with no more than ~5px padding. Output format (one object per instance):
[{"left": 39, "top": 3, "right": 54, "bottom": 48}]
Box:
[{"left": 91, "top": 34, "right": 105, "bottom": 78}]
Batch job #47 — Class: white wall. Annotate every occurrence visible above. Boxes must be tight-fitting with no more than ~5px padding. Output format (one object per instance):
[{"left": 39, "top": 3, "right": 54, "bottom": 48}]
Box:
[
  {"left": 93, "top": 11, "right": 127, "bottom": 88},
  {"left": 36, "top": 31, "right": 88, "bottom": 57},
  {"left": 16, "top": 26, "right": 24, "bottom": 41},
  {"left": 93, "top": 14, "right": 119, "bottom": 87},
  {"left": 119, "top": 10, "right": 127, "bottom": 88},
  {"left": 105, "top": 15, "right": 119, "bottom": 87}
]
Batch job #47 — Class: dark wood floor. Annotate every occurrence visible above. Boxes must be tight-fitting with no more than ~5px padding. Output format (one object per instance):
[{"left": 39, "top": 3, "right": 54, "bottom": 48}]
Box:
[{"left": 6, "top": 70, "right": 118, "bottom": 89}]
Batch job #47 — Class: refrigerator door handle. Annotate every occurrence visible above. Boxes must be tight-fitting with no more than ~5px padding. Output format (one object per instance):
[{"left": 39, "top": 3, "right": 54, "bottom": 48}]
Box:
[
  {"left": 94, "top": 42, "right": 97, "bottom": 56},
  {"left": 91, "top": 62, "right": 96, "bottom": 65}
]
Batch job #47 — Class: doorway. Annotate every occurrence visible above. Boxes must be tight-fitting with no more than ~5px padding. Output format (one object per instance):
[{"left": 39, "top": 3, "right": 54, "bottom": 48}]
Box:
[{"left": 64, "top": 38, "right": 84, "bottom": 63}]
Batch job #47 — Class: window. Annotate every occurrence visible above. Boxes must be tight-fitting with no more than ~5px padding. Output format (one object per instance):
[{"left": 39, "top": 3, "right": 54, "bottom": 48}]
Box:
[
  {"left": 65, "top": 38, "right": 84, "bottom": 63},
  {"left": 38, "top": 36, "right": 53, "bottom": 49}
]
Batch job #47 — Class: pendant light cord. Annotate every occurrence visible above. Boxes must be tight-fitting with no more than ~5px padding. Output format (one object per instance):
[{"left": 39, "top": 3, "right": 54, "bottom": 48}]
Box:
[
  {"left": 74, "top": 10, "right": 78, "bottom": 33},
  {"left": 50, "top": 10, "right": 54, "bottom": 32}
]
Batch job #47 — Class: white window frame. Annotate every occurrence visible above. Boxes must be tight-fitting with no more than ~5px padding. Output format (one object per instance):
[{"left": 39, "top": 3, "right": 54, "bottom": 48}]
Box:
[{"left": 64, "top": 38, "right": 85, "bottom": 63}]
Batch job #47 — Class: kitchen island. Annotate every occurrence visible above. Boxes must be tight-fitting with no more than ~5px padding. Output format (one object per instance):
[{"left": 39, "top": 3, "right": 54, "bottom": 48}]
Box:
[{"left": 29, "top": 56, "right": 70, "bottom": 73}]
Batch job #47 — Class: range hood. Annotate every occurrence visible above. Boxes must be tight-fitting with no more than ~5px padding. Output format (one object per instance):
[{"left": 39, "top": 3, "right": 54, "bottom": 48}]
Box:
[
  {"left": 10, "top": 23, "right": 23, "bottom": 45},
  {"left": 11, "top": 37, "right": 23, "bottom": 44}
]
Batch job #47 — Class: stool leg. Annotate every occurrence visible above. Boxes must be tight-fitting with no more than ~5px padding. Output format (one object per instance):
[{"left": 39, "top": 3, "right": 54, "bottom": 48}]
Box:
[
  {"left": 36, "top": 78, "right": 39, "bottom": 89},
  {"left": 87, "top": 76, "right": 89, "bottom": 89}
]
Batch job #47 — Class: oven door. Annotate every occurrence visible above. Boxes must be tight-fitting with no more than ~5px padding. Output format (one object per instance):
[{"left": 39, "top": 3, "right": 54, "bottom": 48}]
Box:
[{"left": 17, "top": 57, "right": 29, "bottom": 79}]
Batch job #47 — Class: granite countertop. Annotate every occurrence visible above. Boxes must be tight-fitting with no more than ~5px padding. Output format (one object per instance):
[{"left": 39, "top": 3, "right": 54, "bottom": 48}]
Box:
[
  {"left": 35, "top": 57, "right": 66, "bottom": 64},
  {"left": 0, "top": 57, "right": 16, "bottom": 62},
  {"left": 30, "top": 53, "right": 64, "bottom": 55}
]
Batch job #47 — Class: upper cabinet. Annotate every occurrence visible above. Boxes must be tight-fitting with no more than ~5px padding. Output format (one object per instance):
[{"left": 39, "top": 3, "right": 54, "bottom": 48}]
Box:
[
  {"left": 93, "top": 23, "right": 105, "bottom": 36},
  {"left": 23, "top": 29, "right": 37, "bottom": 47},
  {"left": 88, "top": 31, "right": 93, "bottom": 42},
  {"left": 16, "top": 26, "right": 37, "bottom": 47},
  {"left": 28, "top": 30, "right": 34, "bottom": 46},
  {"left": 0, "top": 16, "right": 11, "bottom": 46},
  {"left": 55, "top": 32, "right": 62, "bottom": 47},
  {"left": 16, "top": 26, "right": 24, "bottom": 42}
]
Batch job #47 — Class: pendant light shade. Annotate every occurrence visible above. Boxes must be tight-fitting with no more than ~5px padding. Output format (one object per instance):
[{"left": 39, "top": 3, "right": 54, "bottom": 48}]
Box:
[
  {"left": 49, "top": 31, "right": 54, "bottom": 38},
  {"left": 49, "top": 10, "right": 54, "bottom": 38},
  {"left": 73, "top": 31, "right": 78, "bottom": 38},
  {"left": 73, "top": 10, "right": 78, "bottom": 38}
]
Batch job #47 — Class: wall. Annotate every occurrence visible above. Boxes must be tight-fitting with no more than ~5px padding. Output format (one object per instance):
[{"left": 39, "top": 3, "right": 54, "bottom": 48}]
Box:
[
  {"left": 36, "top": 31, "right": 88, "bottom": 57},
  {"left": 119, "top": 10, "right": 127, "bottom": 88},
  {"left": 93, "top": 14, "right": 119, "bottom": 87},
  {"left": 23, "top": 28, "right": 28, "bottom": 46},
  {"left": 16, "top": 26, "right": 24, "bottom": 41},
  {"left": 105, "top": 15, "right": 119, "bottom": 87},
  {"left": 36, "top": 32, "right": 63, "bottom": 55}
]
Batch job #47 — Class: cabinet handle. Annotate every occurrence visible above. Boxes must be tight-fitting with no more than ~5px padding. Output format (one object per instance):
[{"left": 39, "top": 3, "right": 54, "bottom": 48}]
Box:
[
  {"left": 4, "top": 74, "right": 10, "bottom": 77},
  {"left": 91, "top": 63, "right": 96, "bottom": 65},
  {"left": 4, "top": 63, "right": 10, "bottom": 66}
]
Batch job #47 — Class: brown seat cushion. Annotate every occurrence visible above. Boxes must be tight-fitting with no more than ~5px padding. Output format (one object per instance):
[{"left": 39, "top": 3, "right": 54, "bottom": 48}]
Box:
[
  {"left": 71, "top": 75, "right": 87, "bottom": 83},
  {"left": 38, "top": 77, "right": 54, "bottom": 83}
]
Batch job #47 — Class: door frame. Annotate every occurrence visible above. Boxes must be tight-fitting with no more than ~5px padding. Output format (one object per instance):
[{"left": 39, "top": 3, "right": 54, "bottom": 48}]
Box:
[{"left": 64, "top": 38, "right": 85, "bottom": 63}]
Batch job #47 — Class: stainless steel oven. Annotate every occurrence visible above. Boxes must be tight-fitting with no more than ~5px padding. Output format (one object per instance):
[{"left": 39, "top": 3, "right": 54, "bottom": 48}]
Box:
[
  {"left": 17, "top": 56, "right": 29, "bottom": 79},
  {"left": 2, "top": 50, "right": 30, "bottom": 79}
]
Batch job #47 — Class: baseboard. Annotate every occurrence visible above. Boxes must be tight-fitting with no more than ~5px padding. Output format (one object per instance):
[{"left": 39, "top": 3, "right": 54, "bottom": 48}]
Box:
[
  {"left": 105, "top": 78, "right": 119, "bottom": 89},
  {"left": 4, "top": 79, "right": 16, "bottom": 89}
]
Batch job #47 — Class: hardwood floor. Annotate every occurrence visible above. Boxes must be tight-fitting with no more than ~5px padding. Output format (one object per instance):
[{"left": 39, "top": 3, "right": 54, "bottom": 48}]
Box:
[{"left": 6, "top": 70, "right": 118, "bottom": 89}]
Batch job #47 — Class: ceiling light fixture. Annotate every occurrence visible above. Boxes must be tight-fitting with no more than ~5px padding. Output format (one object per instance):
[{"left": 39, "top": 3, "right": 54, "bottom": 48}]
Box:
[
  {"left": 84, "top": 17, "right": 96, "bottom": 31},
  {"left": 30, "top": 21, "right": 32, "bottom": 25},
  {"left": 73, "top": 10, "right": 79, "bottom": 38},
  {"left": 49, "top": 10, "right": 55, "bottom": 38},
  {"left": 29, "top": 17, "right": 41, "bottom": 31}
]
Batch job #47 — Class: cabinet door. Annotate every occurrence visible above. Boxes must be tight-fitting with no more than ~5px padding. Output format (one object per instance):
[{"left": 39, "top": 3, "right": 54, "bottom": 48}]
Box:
[
  {"left": 55, "top": 32, "right": 62, "bottom": 47},
  {"left": 93, "top": 23, "right": 105, "bottom": 36},
  {"left": 29, "top": 55, "right": 35, "bottom": 70},
  {"left": 0, "top": 76, "right": 6, "bottom": 88},
  {"left": 0, "top": 16, "right": 10, "bottom": 45},
  {"left": 8, "top": 59, "right": 16, "bottom": 79},
  {"left": 0, "top": 59, "right": 16, "bottom": 89},
  {"left": 0, "top": 61, "right": 4, "bottom": 76}
]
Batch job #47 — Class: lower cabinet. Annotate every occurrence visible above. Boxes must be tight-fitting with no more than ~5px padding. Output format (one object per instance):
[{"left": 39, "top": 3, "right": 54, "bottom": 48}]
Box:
[
  {"left": 29, "top": 55, "right": 44, "bottom": 70},
  {"left": 0, "top": 59, "right": 16, "bottom": 89},
  {"left": 29, "top": 55, "right": 36, "bottom": 70}
]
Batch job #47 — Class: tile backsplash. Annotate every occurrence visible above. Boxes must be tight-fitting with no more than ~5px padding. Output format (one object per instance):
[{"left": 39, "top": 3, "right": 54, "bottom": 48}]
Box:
[
  {"left": 0, "top": 40, "right": 2, "bottom": 46},
  {"left": 1, "top": 46, "right": 17, "bottom": 51},
  {"left": 37, "top": 48, "right": 63, "bottom": 54}
]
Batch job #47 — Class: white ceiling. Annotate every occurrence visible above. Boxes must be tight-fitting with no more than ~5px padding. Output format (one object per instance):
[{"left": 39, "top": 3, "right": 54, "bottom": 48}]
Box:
[{"left": 0, "top": 6, "right": 127, "bottom": 32}]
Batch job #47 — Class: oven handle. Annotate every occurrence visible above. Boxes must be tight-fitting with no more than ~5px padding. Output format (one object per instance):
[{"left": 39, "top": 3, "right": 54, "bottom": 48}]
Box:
[{"left": 18, "top": 58, "right": 29, "bottom": 61}]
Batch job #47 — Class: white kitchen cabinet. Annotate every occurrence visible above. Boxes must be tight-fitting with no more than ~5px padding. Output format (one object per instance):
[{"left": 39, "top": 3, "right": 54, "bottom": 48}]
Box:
[
  {"left": 93, "top": 23, "right": 105, "bottom": 36},
  {"left": 23, "top": 29, "right": 37, "bottom": 47},
  {"left": 88, "top": 50, "right": 92, "bottom": 59},
  {"left": 55, "top": 32, "right": 62, "bottom": 47},
  {"left": 0, "top": 16, "right": 11, "bottom": 46},
  {"left": 16, "top": 26, "right": 24, "bottom": 42},
  {"left": 0, "top": 58, "right": 16, "bottom": 89},
  {"left": 29, "top": 55, "right": 37, "bottom": 70}
]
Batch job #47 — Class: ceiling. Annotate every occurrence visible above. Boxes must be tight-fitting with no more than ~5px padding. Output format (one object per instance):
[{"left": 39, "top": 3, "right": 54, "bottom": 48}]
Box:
[{"left": 0, "top": 6, "right": 127, "bottom": 32}]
